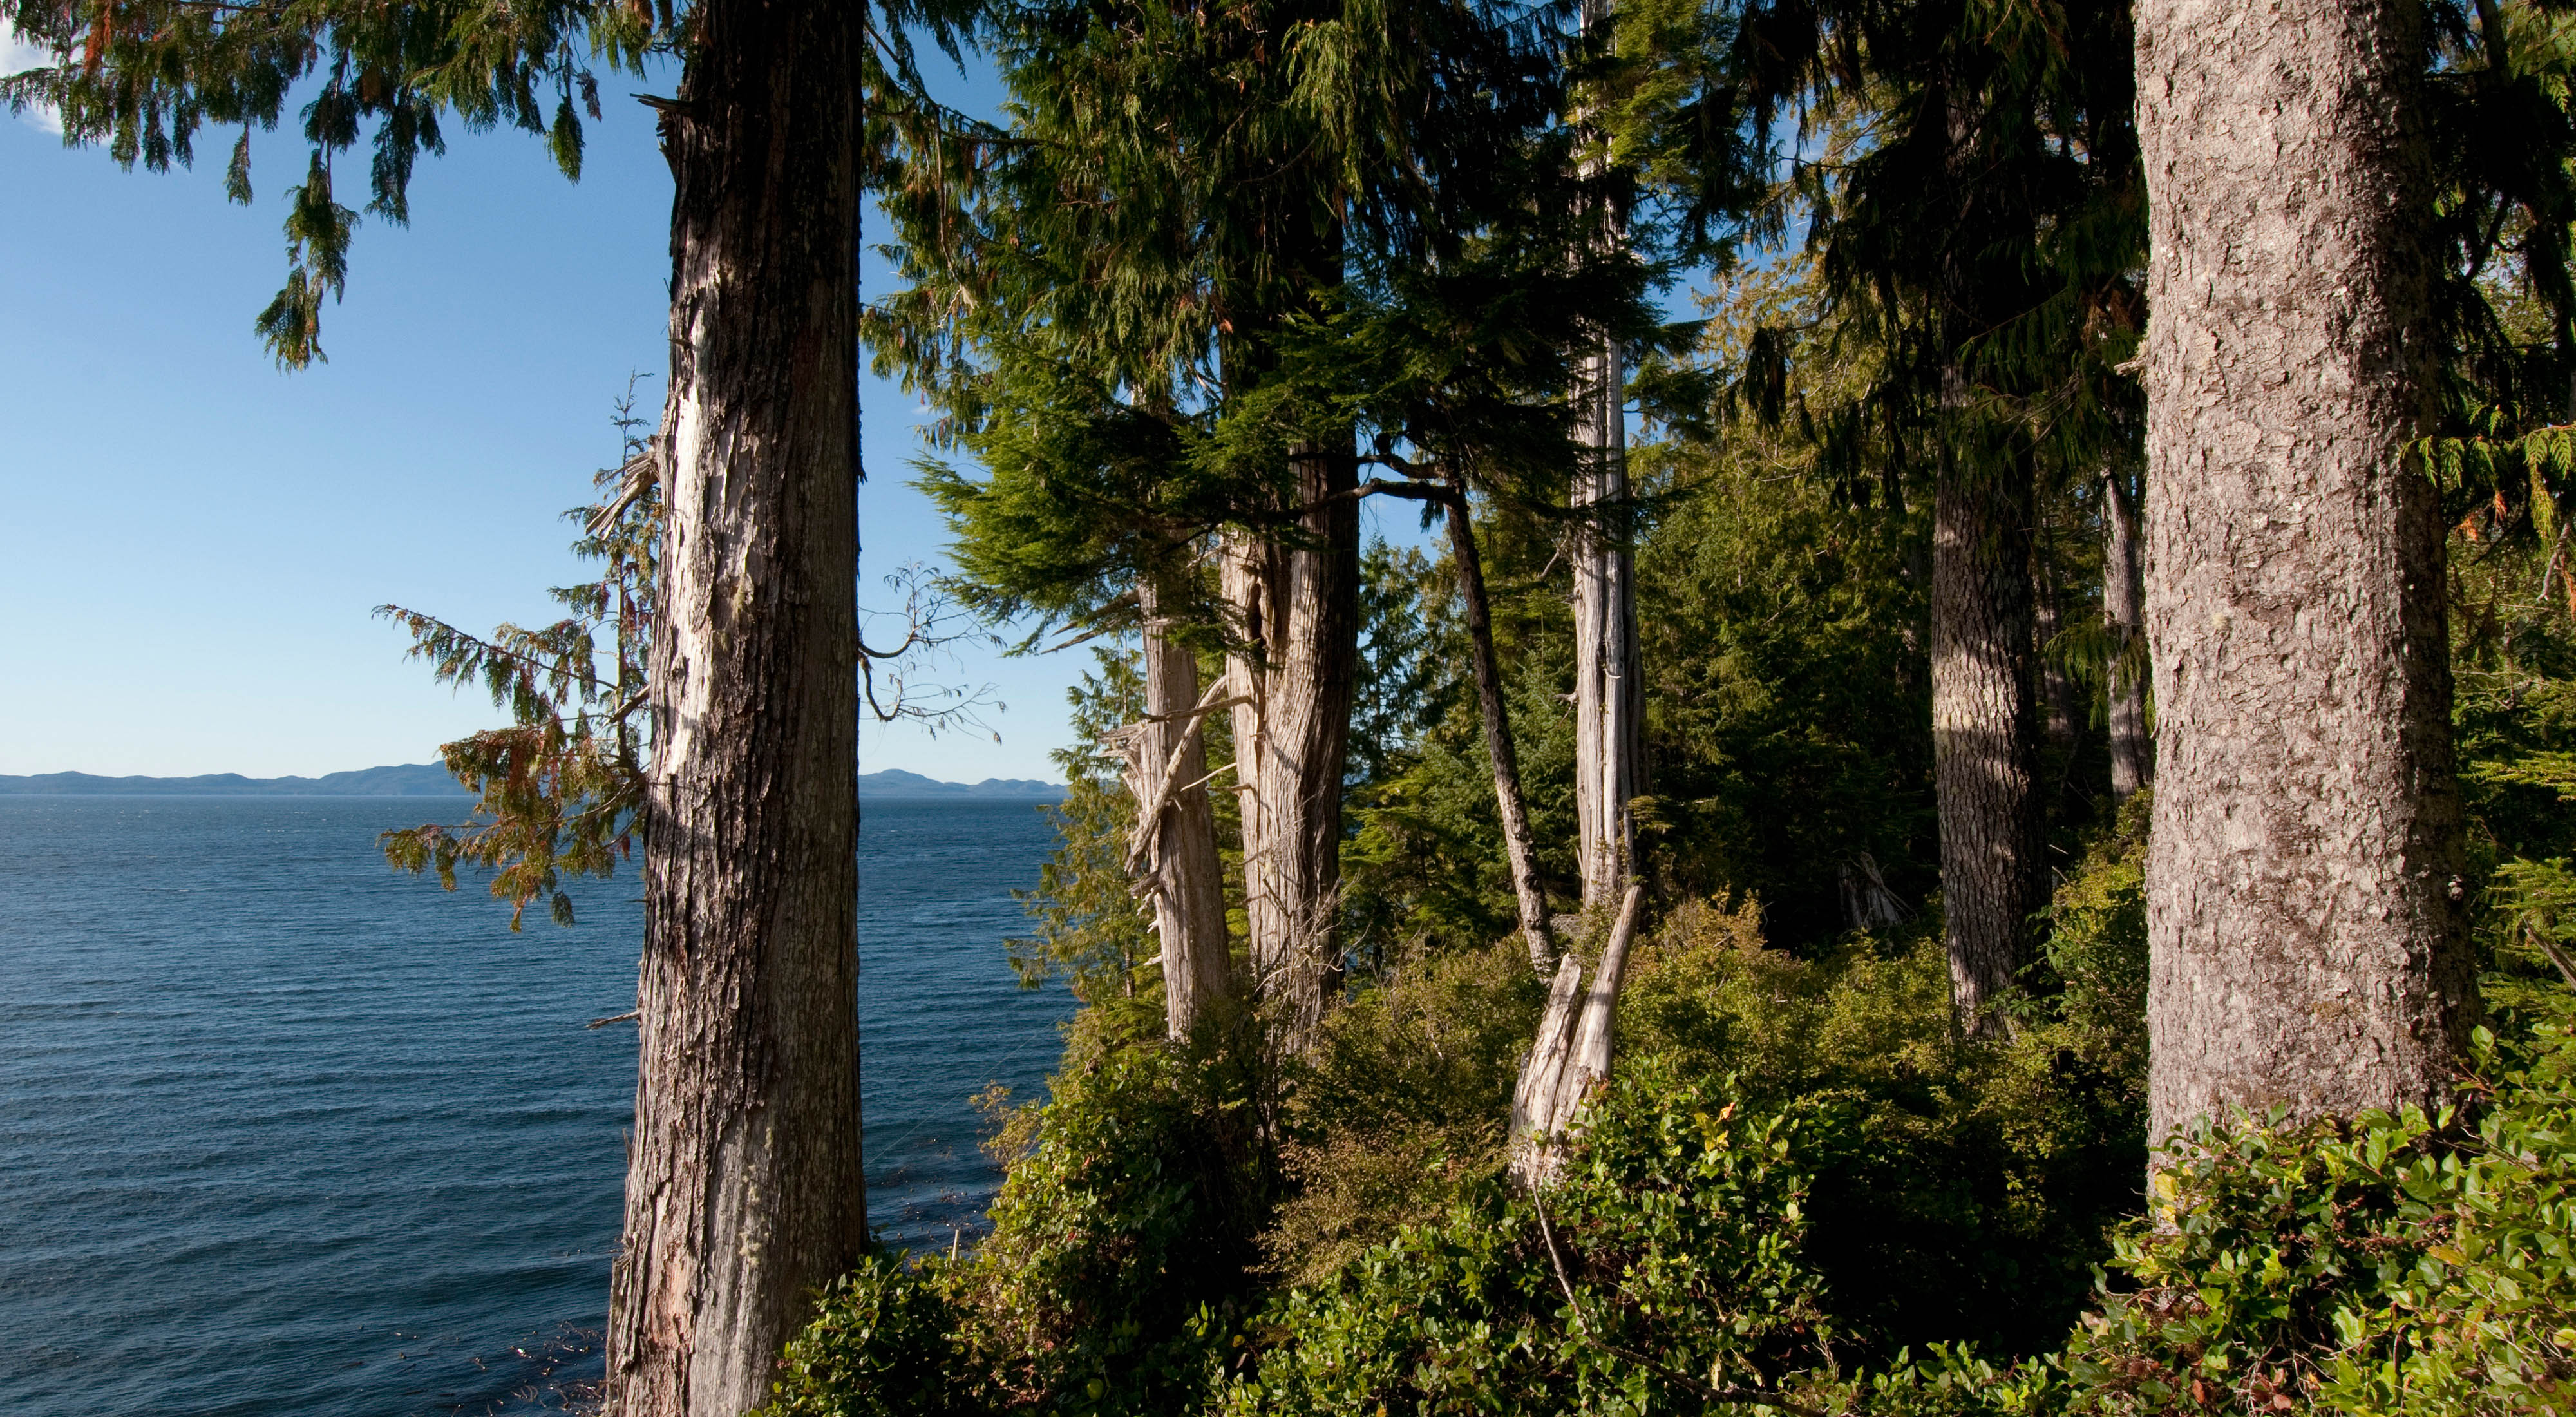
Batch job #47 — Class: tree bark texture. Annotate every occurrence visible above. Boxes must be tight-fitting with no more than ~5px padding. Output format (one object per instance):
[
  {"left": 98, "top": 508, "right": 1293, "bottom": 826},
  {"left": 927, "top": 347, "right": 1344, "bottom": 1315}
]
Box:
[
  {"left": 1931, "top": 427, "right": 2045, "bottom": 1036},
  {"left": 1568, "top": 0, "right": 1642, "bottom": 913},
  {"left": 1507, "top": 882, "right": 1643, "bottom": 1189},
  {"left": 1224, "top": 441, "right": 1361, "bottom": 1046},
  {"left": 1133, "top": 576, "right": 1235, "bottom": 1038},
  {"left": 2136, "top": 0, "right": 2476, "bottom": 1149},
  {"left": 2102, "top": 467, "right": 2151, "bottom": 802},
  {"left": 1444, "top": 487, "right": 1555, "bottom": 973},
  {"left": 605, "top": 7, "right": 867, "bottom": 1413}
]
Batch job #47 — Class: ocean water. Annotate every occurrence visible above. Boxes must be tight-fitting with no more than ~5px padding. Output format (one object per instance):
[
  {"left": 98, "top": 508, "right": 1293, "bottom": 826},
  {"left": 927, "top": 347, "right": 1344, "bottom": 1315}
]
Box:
[{"left": 0, "top": 795, "right": 1072, "bottom": 1417}]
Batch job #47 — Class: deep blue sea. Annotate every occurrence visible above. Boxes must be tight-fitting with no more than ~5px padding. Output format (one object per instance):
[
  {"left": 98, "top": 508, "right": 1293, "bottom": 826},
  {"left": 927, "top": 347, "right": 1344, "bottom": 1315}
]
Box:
[{"left": 0, "top": 795, "right": 1072, "bottom": 1417}]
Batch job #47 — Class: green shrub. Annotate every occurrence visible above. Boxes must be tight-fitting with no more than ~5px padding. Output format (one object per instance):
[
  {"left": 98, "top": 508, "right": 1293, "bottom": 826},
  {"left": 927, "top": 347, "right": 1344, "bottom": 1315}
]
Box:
[
  {"left": 1616, "top": 879, "right": 2147, "bottom": 1361},
  {"left": 1226, "top": 1059, "right": 1844, "bottom": 1417},
  {"left": 956, "top": 1037, "right": 1275, "bottom": 1416},
  {"left": 1260, "top": 938, "right": 1548, "bottom": 1285},
  {"left": 762, "top": 1250, "right": 976, "bottom": 1417},
  {"left": 2045, "top": 1019, "right": 2576, "bottom": 1416}
]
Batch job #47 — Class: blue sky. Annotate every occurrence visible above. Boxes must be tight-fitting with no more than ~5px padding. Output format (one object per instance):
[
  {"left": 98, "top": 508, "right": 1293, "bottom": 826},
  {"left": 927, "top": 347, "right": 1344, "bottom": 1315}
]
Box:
[
  {"left": 0, "top": 39, "right": 1496, "bottom": 784},
  {"left": 0, "top": 48, "right": 1093, "bottom": 782}
]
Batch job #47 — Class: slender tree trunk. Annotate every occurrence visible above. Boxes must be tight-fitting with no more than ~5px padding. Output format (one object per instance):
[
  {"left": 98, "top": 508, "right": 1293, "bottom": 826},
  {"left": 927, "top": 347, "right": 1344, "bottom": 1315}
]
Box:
[
  {"left": 2101, "top": 468, "right": 2150, "bottom": 802},
  {"left": 2136, "top": 0, "right": 2476, "bottom": 1148},
  {"left": 2035, "top": 561, "right": 2079, "bottom": 758},
  {"left": 607, "top": 5, "right": 866, "bottom": 1412},
  {"left": 1226, "top": 439, "right": 1360, "bottom": 1045},
  {"left": 1134, "top": 574, "right": 1234, "bottom": 1038},
  {"left": 1443, "top": 484, "right": 1555, "bottom": 972},
  {"left": 1569, "top": 0, "right": 1642, "bottom": 912},
  {"left": 1931, "top": 416, "right": 2044, "bottom": 1036},
  {"left": 1571, "top": 358, "right": 1642, "bottom": 913}
]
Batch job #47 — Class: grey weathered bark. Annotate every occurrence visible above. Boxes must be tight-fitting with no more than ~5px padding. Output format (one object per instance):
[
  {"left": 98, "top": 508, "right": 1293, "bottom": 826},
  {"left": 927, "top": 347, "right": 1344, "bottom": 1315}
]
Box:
[
  {"left": 1443, "top": 484, "right": 1555, "bottom": 973},
  {"left": 1507, "top": 882, "right": 1643, "bottom": 1188},
  {"left": 1122, "top": 575, "right": 1235, "bottom": 1038},
  {"left": 2136, "top": 0, "right": 2477, "bottom": 1150},
  {"left": 1225, "top": 439, "right": 1361, "bottom": 1046},
  {"left": 2101, "top": 467, "right": 2150, "bottom": 802},
  {"left": 606, "top": 4, "right": 867, "bottom": 1411},
  {"left": 1931, "top": 423, "right": 2045, "bottom": 1037},
  {"left": 1569, "top": 0, "right": 1643, "bottom": 913}
]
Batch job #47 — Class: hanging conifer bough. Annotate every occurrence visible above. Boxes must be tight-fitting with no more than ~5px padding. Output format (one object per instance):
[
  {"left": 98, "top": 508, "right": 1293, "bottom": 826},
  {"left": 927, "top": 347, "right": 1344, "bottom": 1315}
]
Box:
[{"left": 5, "top": 0, "right": 972, "bottom": 1411}]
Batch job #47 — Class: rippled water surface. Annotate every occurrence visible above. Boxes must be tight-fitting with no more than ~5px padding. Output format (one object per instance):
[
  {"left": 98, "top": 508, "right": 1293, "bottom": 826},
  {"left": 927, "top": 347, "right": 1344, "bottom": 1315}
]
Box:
[{"left": 0, "top": 795, "right": 1068, "bottom": 1417}]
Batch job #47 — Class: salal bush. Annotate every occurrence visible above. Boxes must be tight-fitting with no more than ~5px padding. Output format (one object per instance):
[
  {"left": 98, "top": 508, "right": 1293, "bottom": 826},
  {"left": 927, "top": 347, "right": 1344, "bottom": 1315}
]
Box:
[
  {"left": 2043, "top": 1022, "right": 2576, "bottom": 1416},
  {"left": 1223, "top": 1060, "right": 1846, "bottom": 1417}
]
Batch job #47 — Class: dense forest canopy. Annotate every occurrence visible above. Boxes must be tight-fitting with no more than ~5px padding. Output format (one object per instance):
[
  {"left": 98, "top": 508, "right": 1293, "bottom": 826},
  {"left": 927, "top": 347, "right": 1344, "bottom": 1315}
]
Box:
[{"left": 23, "top": 0, "right": 2576, "bottom": 1409}]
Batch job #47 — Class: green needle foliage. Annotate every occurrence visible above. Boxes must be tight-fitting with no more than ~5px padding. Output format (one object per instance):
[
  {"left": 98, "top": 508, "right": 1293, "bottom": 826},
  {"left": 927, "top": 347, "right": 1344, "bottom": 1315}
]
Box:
[
  {"left": 3, "top": 0, "right": 972, "bottom": 366},
  {"left": 375, "top": 388, "right": 658, "bottom": 930},
  {"left": 1, "top": 0, "right": 652, "bottom": 365}
]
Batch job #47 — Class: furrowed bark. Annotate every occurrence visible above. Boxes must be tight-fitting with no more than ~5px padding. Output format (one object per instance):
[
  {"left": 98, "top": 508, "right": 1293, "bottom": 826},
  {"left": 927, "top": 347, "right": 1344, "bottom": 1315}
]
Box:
[
  {"left": 1569, "top": 0, "right": 1642, "bottom": 913},
  {"left": 1134, "top": 574, "right": 1234, "bottom": 1038},
  {"left": 2101, "top": 467, "right": 2150, "bottom": 802},
  {"left": 1931, "top": 424, "right": 2045, "bottom": 1037},
  {"left": 1226, "top": 438, "right": 1361, "bottom": 1047},
  {"left": 1443, "top": 481, "right": 1554, "bottom": 973},
  {"left": 2136, "top": 0, "right": 2476, "bottom": 1150},
  {"left": 607, "top": 3, "right": 867, "bottom": 1412}
]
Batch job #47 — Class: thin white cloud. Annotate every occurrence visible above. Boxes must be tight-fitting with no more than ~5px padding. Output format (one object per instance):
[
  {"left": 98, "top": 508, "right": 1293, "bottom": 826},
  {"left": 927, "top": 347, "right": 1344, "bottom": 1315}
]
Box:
[{"left": 3, "top": 20, "right": 63, "bottom": 135}]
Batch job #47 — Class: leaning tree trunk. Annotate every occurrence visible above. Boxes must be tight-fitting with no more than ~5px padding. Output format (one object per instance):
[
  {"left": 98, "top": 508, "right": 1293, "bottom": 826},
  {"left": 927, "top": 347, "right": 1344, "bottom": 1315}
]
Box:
[
  {"left": 2101, "top": 467, "right": 2150, "bottom": 803},
  {"left": 1507, "top": 882, "right": 1643, "bottom": 1188},
  {"left": 1225, "top": 439, "right": 1360, "bottom": 1045},
  {"left": 1568, "top": 0, "right": 1643, "bottom": 913},
  {"left": 1132, "top": 573, "right": 1235, "bottom": 1038},
  {"left": 1444, "top": 482, "right": 1555, "bottom": 972},
  {"left": 604, "top": 9, "right": 867, "bottom": 1415},
  {"left": 2136, "top": 0, "right": 2476, "bottom": 1150},
  {"left": 1931, "top": 421, "right": 2045, "bottom": 1036}
]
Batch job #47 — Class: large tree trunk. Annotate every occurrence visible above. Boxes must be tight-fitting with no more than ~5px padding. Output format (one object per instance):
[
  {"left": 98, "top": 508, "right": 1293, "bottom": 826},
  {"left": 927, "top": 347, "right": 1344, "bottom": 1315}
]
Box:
[
  {"left": 1132, "top": 575, "right": 1235, "bottom": 1038},
  {"left": 2101, "top": 467, "right": 2150, "bottom": 802},
  {"left": 1569, "top": 0, "right": 1642, "bottom": 913},
  {"left": 604, "top": 8, "right": 867, "bottom": 1414},
  {"left": 2136, "top": 0, "right": 2476, "bottom": 1149},
  {"left": 1931, "top": 420, "right": 2045, "bottom": 1036},
  {"left": 1444, "top": 484, "right": 1555, "bottom": 973},
  {"left": 1226, "top": 440, "right": 1360, "bottom": 1045}
]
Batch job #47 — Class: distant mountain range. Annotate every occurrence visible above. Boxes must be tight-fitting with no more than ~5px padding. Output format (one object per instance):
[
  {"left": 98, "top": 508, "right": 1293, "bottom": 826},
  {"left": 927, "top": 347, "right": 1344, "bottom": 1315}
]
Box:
[{"left": 0, "top": 764, "right": 1064, "bottom": 799}]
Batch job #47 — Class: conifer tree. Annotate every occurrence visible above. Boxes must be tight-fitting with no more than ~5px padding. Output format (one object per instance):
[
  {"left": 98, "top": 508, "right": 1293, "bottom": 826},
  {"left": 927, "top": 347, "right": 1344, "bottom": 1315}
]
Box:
[
  {"left": 2134, "top": 0, "right": 2474, "bottom": 1145},
  {"left": 916, "top": 346, "right": 1245, "bottom": 1038},
  {"left": 1567, "top": 0, "right": 1645, "bottom": 916},
  {"left": 4, "top": 1, "right": 968, "bottom": 1410},
  {"left": 1615, "top": 0, "right": 2140, "bottom": 1032},
  {"left": 885, "top": 0, "right": 1638, "bottom": 1043}
]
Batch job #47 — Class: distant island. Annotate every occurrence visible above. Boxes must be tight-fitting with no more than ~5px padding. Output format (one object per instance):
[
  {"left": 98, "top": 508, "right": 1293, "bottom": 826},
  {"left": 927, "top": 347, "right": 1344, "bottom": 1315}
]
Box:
[{"left": 0, "top": 764, "right": 1065, "bottom": 800}]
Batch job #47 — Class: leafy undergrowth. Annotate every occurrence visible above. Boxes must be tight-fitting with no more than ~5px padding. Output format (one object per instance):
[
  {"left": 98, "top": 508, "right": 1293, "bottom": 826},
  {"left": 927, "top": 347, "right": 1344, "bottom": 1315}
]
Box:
[{"left": 759, "top": 797, "right": 2576, "bottom": 1417}]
